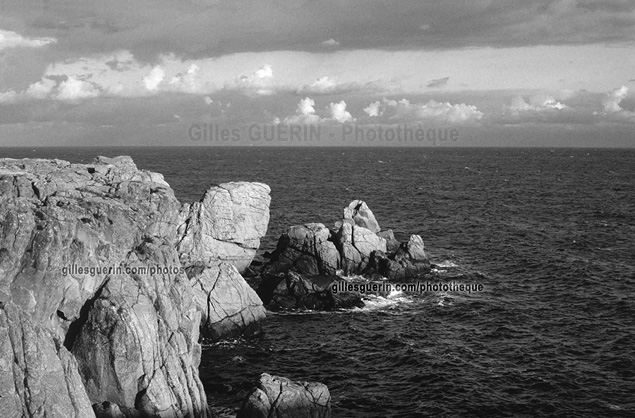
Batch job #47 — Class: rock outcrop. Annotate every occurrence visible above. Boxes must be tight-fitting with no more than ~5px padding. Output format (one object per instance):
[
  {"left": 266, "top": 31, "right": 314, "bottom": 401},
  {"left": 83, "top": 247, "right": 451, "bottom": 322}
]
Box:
[
  {"left": 257, "top": 271, "right": 364, "bottom": 311},
  {"left": 176, "top": 182, "right": 271, "bottom": 273},
  {"left": 262, "top": 200, "right": 430, "bottom": 280},
  {"left": 0, "top": 156, "right": 270, "bottom": 417},
  {"left": 237, "top": 373, "right": 331, "bottom": 418},
  {"left": 189, "top": 261, "right": 266, "bottom": 339}
]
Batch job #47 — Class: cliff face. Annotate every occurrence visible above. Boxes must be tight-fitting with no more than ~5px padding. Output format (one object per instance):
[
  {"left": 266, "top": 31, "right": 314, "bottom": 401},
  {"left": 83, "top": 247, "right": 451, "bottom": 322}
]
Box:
[{"left": 0, "top": 156, "right": 270, "bottom": 417}]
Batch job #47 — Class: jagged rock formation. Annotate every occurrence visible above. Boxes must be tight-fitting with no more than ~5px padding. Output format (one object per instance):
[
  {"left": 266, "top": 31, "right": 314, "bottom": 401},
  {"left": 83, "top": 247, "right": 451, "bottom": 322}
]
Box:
[
  {"left": 0, "top": 156, "right": 269, "bottom": 417},
  {"left": 237, "top": 373, "right": 331, "bottom": 418},
  {"left": 262, "top": 200, "right": 430, "bottom": 280}
]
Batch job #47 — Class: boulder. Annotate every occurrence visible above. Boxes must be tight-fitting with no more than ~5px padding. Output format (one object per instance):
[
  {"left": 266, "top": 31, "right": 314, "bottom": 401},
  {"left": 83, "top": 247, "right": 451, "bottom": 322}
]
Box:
[
  {"left": 177, "top": 182, "right": 271, "bottom": 273},
  {"left": 377, "top": 229, "right": 400, "bottom": 253},
  {"left": 262, "top": 223, "right": 339, "bottom": 276},
  {"left": 0, "top": 156, "right": 270, "bottom": 417},
  {"left": 336, "top": 222, "right": 386, "bottom": 274},
  {"left": 363, "top": 235, "right": 431, "bottom": 280},
  {"left": 340, "top": 200, "right": 380, "bottom": 233},
  {"left": 238, "top": 373, "right": 331, "bottom": 418},
  {"left": 189, "top": 261, "right": 266, "bottom": 339}
]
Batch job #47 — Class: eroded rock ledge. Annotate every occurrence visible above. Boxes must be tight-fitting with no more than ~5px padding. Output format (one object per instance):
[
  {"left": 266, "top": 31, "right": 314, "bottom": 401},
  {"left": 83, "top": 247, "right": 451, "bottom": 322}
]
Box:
[{"left": 0, "top": 156, "right": 270, "bottom": 417}]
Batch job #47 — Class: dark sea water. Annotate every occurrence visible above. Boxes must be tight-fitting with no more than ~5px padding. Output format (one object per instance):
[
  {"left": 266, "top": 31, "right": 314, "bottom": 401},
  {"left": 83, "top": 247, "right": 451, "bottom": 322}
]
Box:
[{"left": 2, "top": 146, "right": 634, "bottom": 418}]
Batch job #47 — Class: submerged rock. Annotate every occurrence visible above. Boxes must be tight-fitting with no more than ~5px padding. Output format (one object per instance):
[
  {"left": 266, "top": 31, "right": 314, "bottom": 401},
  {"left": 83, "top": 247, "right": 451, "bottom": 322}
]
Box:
[
  {"left": 0, "top": 156, "right": 270, "bottom": 417},
  {"left": 238, "top": 373, "right": 331, "bottom": 418}
]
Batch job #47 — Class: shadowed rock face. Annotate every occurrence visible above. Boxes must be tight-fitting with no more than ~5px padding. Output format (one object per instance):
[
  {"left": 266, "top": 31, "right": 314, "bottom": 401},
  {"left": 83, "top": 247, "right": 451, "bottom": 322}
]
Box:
[
  {"left": 256, "top": 271, "right": 364, "bottom": 311},
  {"left": 0, "top": 156, "right": 269, "bottom": 417}
]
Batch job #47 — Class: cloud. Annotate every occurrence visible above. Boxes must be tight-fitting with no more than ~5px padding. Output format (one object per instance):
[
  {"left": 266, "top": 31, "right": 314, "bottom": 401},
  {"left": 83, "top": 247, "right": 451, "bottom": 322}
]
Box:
[
  {"left": 0, "top": 90, "right": 17, "bottom": 103},
  {"left": 279, "top": 97, "right": 353, "bottom": 124},
  {"left": 328, "top": 100, "right": 354, "bottom": 122},
  {"left": 254, "top": 64, "right": 273, "bottom": 79},
  {"left": 427, "top": 77, "right": 450, "bottom": 88},
  {"left": 228, "top": 64, "right": 275, "bottom": 96},
  {"left": 494, "top": 88, "right": 635, "bottom": 125},
  {"left": 363, "top": 101, "right": 381, "bottom": 117},
  {"left": 295, "top": 76, "right": 388, "bottom": 96},
  {"left": 3, "top": 75, "right": 101, "bottom": 102},
  {"left": 143, "top": 66, "right": 165, "bottom": 91},
  {"left": 25, "top": 78, "right": 57, "bottom": 99},
  {"left": 602, "top": 85, "right": 628, "bottom": 113},
  {"left": 362, "top": 98, "right": 483, "bottom": 124},
  {"left": 508, "top": 95, "right": 568, "bottom": 112},
  {"left": 167, "top": 63, "right": 200, "bottom": 93},
  {"left": 56, "top": 76, "right": 100, "bottom": 100},
  {"left": 598, "top": 86, "right": 635, "bottom": 123},
  {"left": 296, "top": 76, "right": 337, "bottom": 94},
  {"left": 283, "top": 97, "right": 322, "bottom": 124},
  {"left": 321, "top": 39, "right": 340, "bottom": 47},
  {"left": 9, "top": 0, "right": 632, "bottom": 61},
  {"left": 0, "top": 30, "right": 56, "bottom": 50}
]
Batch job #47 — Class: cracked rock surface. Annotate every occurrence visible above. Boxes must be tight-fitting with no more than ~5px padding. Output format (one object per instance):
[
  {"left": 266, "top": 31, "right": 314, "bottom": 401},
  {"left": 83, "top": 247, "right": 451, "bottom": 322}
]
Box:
[
  {"left": 0, "top": 156, "right": 269, "bottom": 417},
  {"left": 237, "top": 373, "right": 331, "bottom": 418}
]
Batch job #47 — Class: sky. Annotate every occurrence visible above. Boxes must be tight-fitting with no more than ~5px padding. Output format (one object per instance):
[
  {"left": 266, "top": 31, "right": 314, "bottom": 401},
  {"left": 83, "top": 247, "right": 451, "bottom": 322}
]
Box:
[{"left": 0, "top": 0, "right": 634, "bottom": 147}]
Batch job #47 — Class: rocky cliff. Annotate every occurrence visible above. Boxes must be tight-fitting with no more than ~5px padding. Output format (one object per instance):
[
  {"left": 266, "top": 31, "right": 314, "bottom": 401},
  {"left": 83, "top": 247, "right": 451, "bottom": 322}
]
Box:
[{"left": 0, "top": 156, "right": 270, "bottom": 417}]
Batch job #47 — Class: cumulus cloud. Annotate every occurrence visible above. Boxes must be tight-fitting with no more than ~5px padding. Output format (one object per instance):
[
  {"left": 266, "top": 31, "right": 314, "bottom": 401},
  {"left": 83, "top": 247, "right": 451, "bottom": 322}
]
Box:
[
  {"left": 0, "top": 30, "right": 56, "bottom": 50},
  {"left": 362, "top": 98, "right": 483, "bottom": 124},
  {"left": 280, "top": 97, "right": 354, "bottom": 124},
  {"left": 229, "top": 64, "right": 275, "bottom": 96},
  {"left": 167, "top": 64, "right": 200, "bottom": 93},
  {"left": 25, "top": 78, "right": 57, "bottom": 99},
  {"left": 328, "top": 101, "right": 354, "bottom": 123},
  {"left": 363, "top": 101, "right": 381, "bottom": 117},
  {"left": 598, "top": 86, "right": 635, "bottom": 123},
  {"left": 495, "top": 88, "right": 635, "bottom": 125},
  {"left": 254, "top": 64, "right": 273, "bottom": 79},
  {"left": 56, "top": 76, "right": 100, "bottom": 100},
  {"left": 283, "top": 97, "right": 322, "bottom": 124},
  {"left": 427, "top": 77, "right": 450, "bottom": 88},
  {"left": 13, "top": 76, "right": 101, "bottom": 101},
  {"left": 143, "top": 66, "right": 165, "bottom": 91}
]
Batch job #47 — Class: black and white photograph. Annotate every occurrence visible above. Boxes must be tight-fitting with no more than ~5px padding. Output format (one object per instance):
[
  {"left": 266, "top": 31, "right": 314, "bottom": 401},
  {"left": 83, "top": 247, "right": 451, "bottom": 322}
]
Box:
[{"left": 0, "top": 1, "right": 634, "bottom": 417}]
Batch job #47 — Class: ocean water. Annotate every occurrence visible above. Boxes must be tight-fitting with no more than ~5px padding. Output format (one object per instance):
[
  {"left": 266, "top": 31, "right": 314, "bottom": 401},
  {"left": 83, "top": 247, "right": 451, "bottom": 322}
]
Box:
[{"left": 2, "top": 146, "right": 634, "bottom": 418}]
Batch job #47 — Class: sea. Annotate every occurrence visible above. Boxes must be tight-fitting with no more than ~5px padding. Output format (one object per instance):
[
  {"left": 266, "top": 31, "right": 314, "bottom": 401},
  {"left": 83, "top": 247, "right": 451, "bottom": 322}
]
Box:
[{"left": 1, "top": 146, "right": 634, "bottom": 418}]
